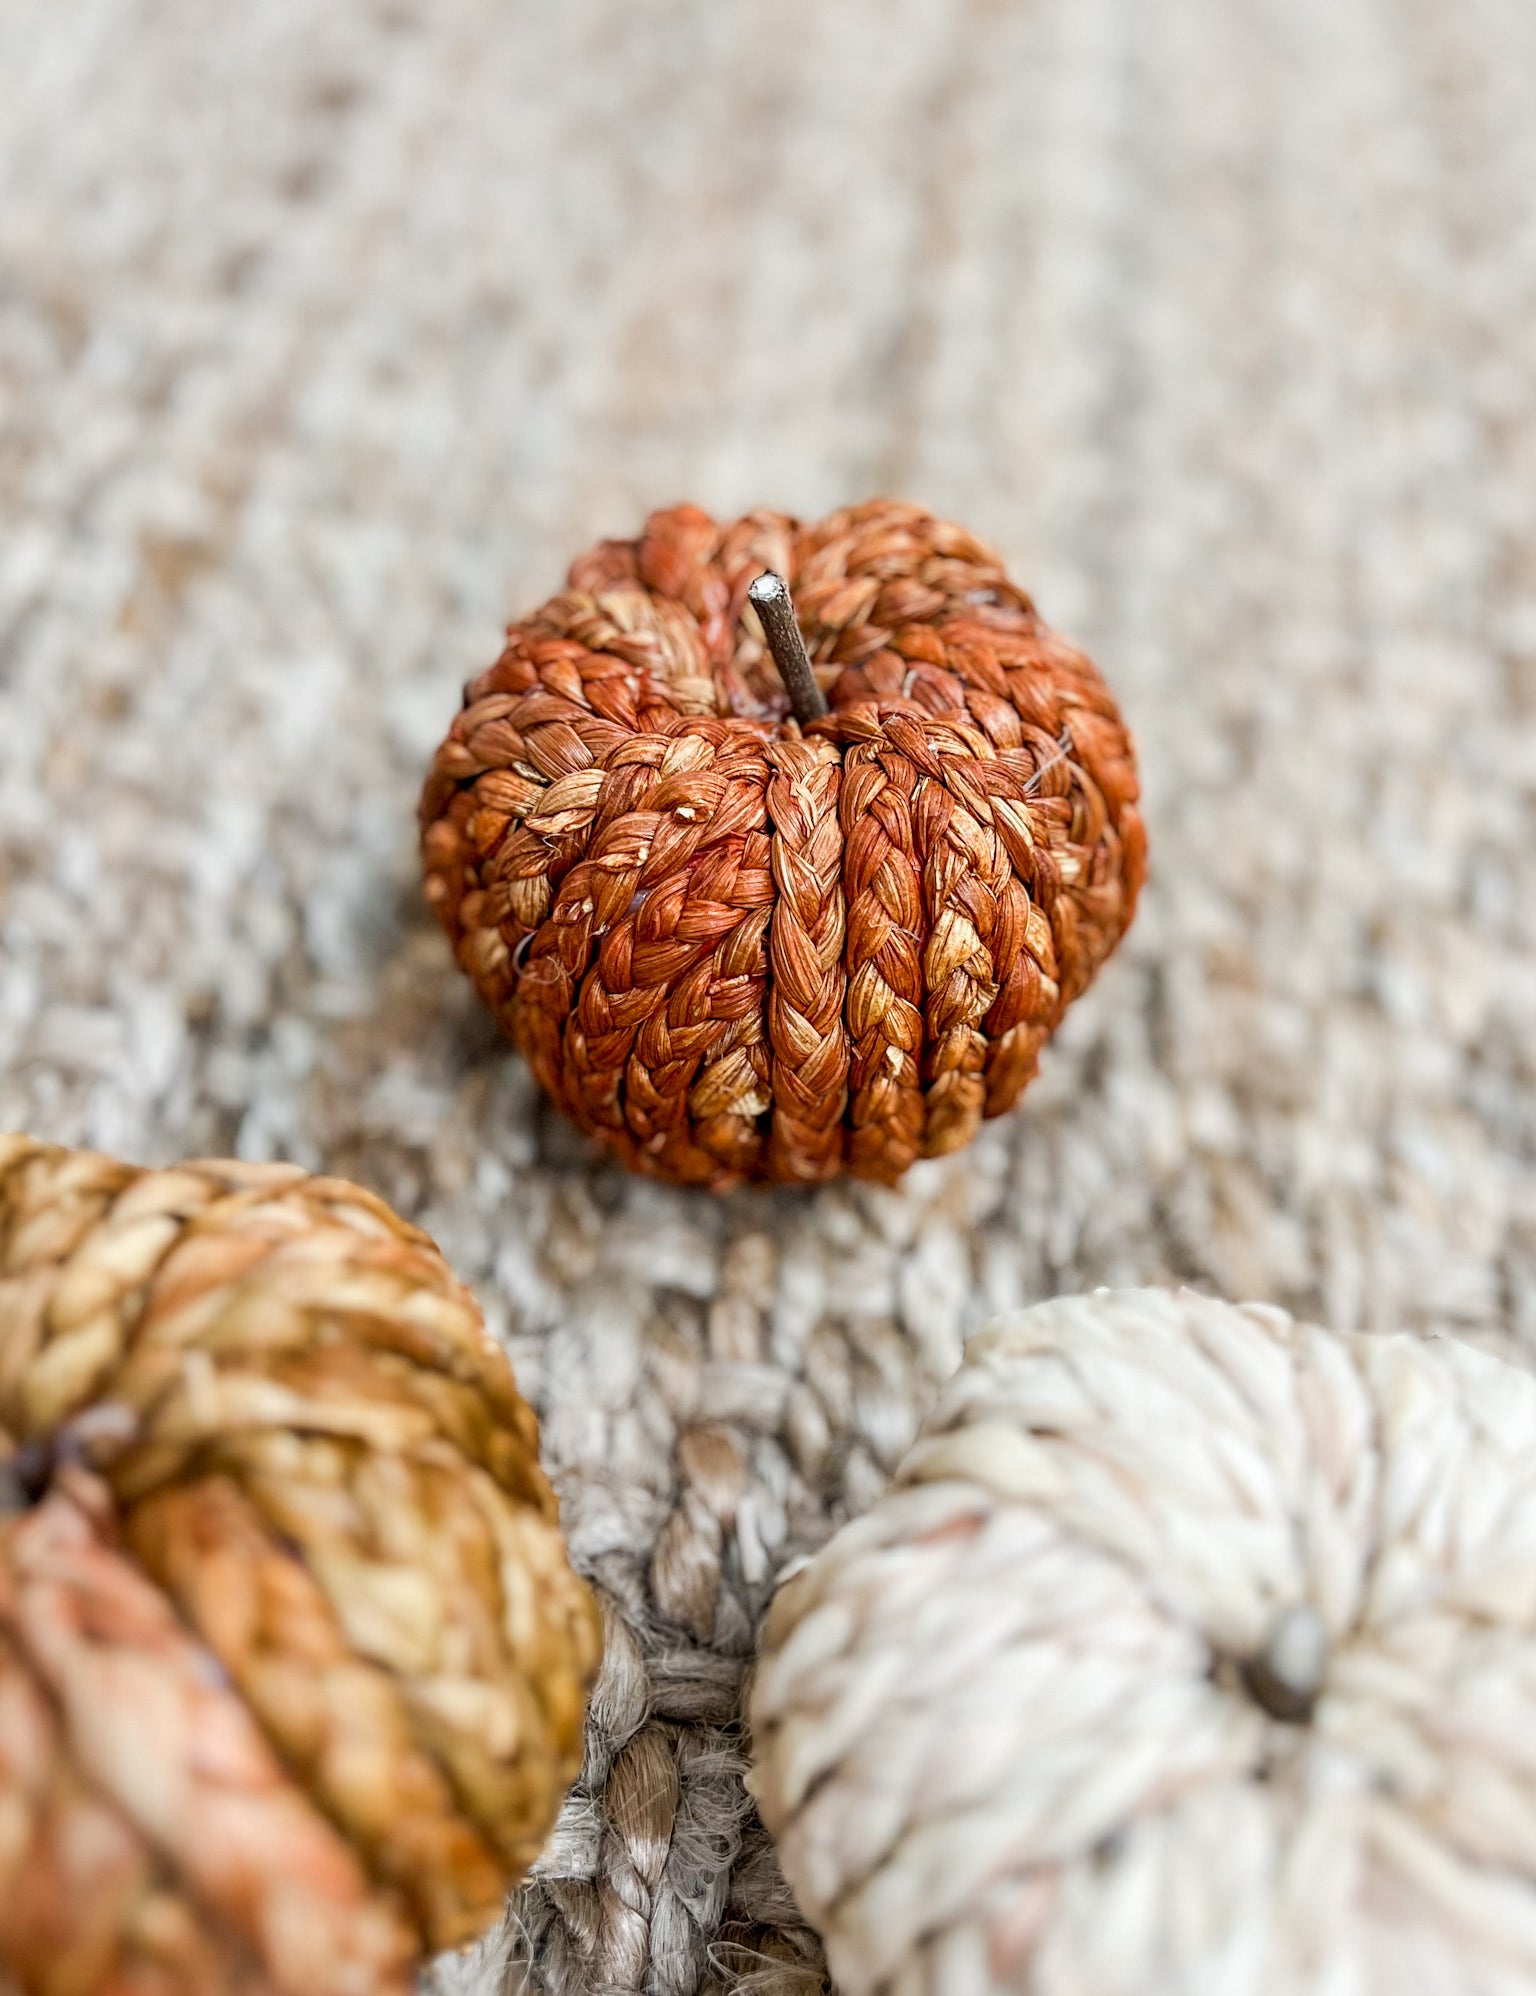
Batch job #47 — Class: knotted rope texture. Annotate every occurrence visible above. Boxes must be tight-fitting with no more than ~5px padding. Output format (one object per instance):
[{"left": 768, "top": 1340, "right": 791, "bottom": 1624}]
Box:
[
  {"left": 750, "top": 1288, "right": 1536, "bottom": 1996},
  {"left": 420, "top": 501, "right": 1145, "bottom": 1188},
  {"left": 0, "top": 1136, "right": 600, "bottom": 1996}
]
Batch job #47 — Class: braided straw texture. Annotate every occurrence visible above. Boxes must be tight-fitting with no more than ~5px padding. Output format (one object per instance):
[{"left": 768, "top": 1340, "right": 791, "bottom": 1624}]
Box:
[
  {"left": 420, "top": 503, "right": 1144, "bottom": 1188},
  {"left": 0, "top": 1137, "right": 600, "bottom": 1996},
  {"left": 7, "top": 2, "right": 1536, "bottom": 1992},
  {"left": 751, "top": 1288, "right": 1536, "bottom": 1996}
]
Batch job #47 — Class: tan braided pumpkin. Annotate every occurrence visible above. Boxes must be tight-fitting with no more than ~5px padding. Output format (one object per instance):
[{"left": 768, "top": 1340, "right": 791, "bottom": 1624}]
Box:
[
  {"left": 0, "top": 1136, "right": 601, "bottom": 1996},
  {"left": 420, "top": 501, "right": 1145, "bottom": 1188}
]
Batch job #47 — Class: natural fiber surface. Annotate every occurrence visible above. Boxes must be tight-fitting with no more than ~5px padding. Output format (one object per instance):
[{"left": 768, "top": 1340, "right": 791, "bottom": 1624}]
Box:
[
  {"left": 751, "top": 1289, "right": 1536, "bottom": 1996},
  {"left": 0, "top": 1138, "right": 599, "bottom": 1993},
  {"left": 420, "top": 501, "right": 1143, "bottom": 1187},
  {"left": 2, "top": 1, "right": 1536, "bottom": 1990}
]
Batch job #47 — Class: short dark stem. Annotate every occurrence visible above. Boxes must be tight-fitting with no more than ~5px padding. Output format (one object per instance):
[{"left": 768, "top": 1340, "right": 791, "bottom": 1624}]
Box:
[
  {"left": 1, "top": 1455, "right": 34, "bottom": 1513},
  {"left": 1241, "top": 1604, "right": 1327, "bottom": 1724},
  {"left": 748, "top": 571, "right": 828, "bottom": 726}
]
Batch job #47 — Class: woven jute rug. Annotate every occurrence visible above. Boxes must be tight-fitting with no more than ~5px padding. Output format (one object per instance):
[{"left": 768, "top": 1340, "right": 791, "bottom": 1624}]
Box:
[{"left": 4, "top": 1, "right": 1535, "bottom": 1990}]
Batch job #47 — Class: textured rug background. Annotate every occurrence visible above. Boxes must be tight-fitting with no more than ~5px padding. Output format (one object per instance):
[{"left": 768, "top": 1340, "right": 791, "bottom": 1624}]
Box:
[{"left": 4, "top": 2, "right": 1536, "bottom": 1990}]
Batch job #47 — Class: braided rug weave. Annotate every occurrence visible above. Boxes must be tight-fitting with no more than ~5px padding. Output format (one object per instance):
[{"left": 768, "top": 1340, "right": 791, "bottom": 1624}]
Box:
[{"left": 3, "top": 1, "right": 1536, "bottom": 1991}]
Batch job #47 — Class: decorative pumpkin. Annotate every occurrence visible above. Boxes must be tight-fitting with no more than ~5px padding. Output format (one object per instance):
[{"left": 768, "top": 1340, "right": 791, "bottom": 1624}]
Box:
[
  {"left": 750, "top": 1288, "right": 1536, "bottom": 1996},
  {"left": 0, "top": 1136, "right": 600, "bottom": 1996},
  {"left": 420, "top": 501, "right": 1144, "bottom": 1188}
]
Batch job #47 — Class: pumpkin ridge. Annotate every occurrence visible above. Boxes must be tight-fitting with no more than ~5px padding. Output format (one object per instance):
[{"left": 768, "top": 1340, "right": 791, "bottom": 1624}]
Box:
[
  {"left": 764, "top": 734, "right": 850, "bottom": 1184},
  {"left": 121, "top": 1467, "right": 510, "bottom": 1951},
  {"left": 910, "top": 721, "right": 1011, "bottom": 1161},
  {"left": 839, "top": 734, "right": 928, "bottom": 1186}
]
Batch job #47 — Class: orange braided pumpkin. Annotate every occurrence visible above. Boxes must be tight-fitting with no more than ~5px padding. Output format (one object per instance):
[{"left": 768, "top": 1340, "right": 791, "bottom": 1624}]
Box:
[
  {"left": 421, "top": 502, "right": 1145, "bottom": 1188},
  {"left": 0, "top": 1137, "right": 600, "bottom": 1996}
]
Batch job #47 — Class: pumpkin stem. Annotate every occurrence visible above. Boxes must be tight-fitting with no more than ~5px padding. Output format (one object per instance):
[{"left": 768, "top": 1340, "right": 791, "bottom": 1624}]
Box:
[
  {"left": 749, "top": 571, "right": 829, "bottom": 726},
  {"left": 1242, "top": 1603, "right": 1327, "bottom": 1723},
  {"left": 1, "top": 1448, "right": 40, "bottom": 1511}
]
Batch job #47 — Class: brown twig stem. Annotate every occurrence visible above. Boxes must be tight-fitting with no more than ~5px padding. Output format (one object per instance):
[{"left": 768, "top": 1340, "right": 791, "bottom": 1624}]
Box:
[{"left": 749, "top": 571, "right": 828, "bottom": 725}]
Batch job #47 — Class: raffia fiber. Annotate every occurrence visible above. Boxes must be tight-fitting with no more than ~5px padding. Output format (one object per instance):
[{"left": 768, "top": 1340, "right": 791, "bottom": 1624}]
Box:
[
  {"left": 0, "top": 1137, "right": 600, "bottom": 1995},
  {"left": 752, "top": 1289, "right": 1536, "bottom": 1996},
  {"left": 5, "top": 2, "right": 1536, "bottom": 1993},
  {"left": 420, "top": 503, "right": 1144, "bottom": 1189}
]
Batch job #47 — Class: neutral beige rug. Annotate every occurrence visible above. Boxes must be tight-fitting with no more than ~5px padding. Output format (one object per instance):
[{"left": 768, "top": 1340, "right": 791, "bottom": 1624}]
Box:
[{"left": 3, "top": 0, "right": 1535, "bottom": 1990}]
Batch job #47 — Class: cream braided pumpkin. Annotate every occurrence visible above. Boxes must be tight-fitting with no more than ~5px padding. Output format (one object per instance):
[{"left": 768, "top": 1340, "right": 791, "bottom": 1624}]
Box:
[{"left": 751, "top": 1288, "right": 1536, "bottom": 1996}]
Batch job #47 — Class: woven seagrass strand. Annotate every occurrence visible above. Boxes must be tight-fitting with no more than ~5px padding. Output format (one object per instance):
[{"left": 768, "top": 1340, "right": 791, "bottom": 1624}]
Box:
[{"left": 420, "top": 501, "right": 1145, "bottom": 1189}]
